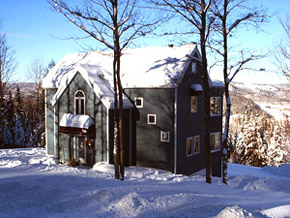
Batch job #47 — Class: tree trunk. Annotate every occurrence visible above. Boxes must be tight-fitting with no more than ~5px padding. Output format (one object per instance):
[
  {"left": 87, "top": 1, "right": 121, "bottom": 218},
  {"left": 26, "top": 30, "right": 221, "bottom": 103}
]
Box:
[
  {"left": 113, "top": 55, "right": 120, "bottom": 180},
  {"left": 201, "top": 0, "right": 211, "bottom": 184},
  {"left": 222, "top": 0, "right": 229, "bottom": 184}
]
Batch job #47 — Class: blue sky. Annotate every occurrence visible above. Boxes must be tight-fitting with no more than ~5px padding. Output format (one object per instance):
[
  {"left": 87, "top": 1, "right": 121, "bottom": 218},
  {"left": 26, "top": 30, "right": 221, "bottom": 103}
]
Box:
[{"left": 0, "top": 0, "right": 289, "bottom": 83}]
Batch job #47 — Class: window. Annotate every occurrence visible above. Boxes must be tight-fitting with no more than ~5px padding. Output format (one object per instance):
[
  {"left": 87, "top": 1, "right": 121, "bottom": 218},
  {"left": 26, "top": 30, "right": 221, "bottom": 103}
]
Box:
[
  {"left": 147, "top": 114, "right": 156, "bottom": 125},
  {"left": 160, "top": 131, "right": 170, "bottom": 142},
  {"left": 191, "top": 96, "right": 197, "bottom": 113},
  {"left": 210, "top": 97, "right": 221, "bottom": 115},
  {"left": 135, "top": 97, "right": 143, "bottom": 108},
  {"left": 186, "top": 137, "right": 193, "bottom": 157},
  {"left": 210, "top": 132, "right": 221, "bottom": 151},
  {"left": 191, "top": 62, "right": 197, "bottom": 73},
  {"left": 74, "top": 90, "right": 85, "bottom": 115},
  {"left": 194, "top": 135, "right": 200, "bottom": 154}
]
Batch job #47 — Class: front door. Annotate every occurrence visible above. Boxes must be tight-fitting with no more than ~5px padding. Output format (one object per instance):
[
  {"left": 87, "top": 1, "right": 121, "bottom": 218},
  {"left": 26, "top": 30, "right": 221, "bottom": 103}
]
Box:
[{"left": 73, "top": 136, "right": 87, "bottom": 165}]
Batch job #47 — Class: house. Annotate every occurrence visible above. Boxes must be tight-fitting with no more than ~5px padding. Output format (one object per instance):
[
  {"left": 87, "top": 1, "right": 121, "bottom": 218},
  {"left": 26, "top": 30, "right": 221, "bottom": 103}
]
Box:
[{"left": 42, "top": 44, "right": 224, "bottom": 176}]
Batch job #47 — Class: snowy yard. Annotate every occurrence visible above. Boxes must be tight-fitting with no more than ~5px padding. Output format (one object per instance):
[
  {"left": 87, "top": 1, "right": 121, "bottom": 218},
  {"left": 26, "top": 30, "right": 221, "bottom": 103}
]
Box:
[{"left": 0, "top": 148, "right": 290, "bottom": 218}]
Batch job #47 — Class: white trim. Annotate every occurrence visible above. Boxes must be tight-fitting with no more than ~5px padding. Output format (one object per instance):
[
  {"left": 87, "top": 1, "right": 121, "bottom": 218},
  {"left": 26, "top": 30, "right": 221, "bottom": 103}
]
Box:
[
  {"left": 193, "top": 135, "right": 200, "bottom": 154},
  {"left": 174, "top": 88, "right": 178, "bottom": 174},
  {"left": 210, "top": 132, "right": 221, "bottom": 152},
  {"left": 134, "top": 97, "right": 143, "bottom": 108},
  {"left": 186, "top": 137, "right": 193, "bottom": 157},
  {"left": 160, "top": 131, "right": 170, "bottom": 142},
  {"left": 190, "top": 96, "right": 197, "bottom": 113},
  {"left": 147, "top": 114, "right": 157, "bottom": 125}
]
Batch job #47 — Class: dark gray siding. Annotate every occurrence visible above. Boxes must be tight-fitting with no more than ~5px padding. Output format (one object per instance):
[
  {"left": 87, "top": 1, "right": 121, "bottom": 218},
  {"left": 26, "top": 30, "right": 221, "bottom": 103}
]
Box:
[
  {"left": 57, "top": 73, "right": 107, "bottom": 164},
  {"left": 124, "top": 88, "right": 175, "bottom": 172},
  {"left": 176, "top": 61, "right": 205, "bottom": 175}
]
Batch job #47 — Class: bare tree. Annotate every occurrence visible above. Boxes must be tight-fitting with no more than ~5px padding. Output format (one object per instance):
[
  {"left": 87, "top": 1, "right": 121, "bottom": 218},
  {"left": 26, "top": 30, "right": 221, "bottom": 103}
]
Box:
[
  {"left": 26, "top": 58, "right": 47, "bottom": 141},
  {"left": 49, "top": 0, "right": 158, "bottom": 180},
  {"left": 276, "top": 14, "right": 290, "bottom": 82},
  {"left": 153, "top": 0, "right": 215, "bottom": 183},
  {"left": 0, "top": 21, "right": 17, "bottom": 147},
  {"left": 210, "top": 0, "right": 267, "bottom": 184}
]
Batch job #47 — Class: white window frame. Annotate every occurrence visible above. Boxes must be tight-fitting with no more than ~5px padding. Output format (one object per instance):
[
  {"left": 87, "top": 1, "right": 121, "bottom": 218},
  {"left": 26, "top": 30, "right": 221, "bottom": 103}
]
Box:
[
  {"left": 210, "top": 132, "right": 221, "bottom": 152},
  {"left": 160, "top": 131, "right": 170, "bottom": 142},
  {"left": 186, "top": 137, "right": 193, "bottom": 157},
  {"left": 210, "top": 97, "right": 221, "bottom": 116},
  {"left": 191, "top": 96, "right": 197, "bottom": 113},
  {"left": 147, "top": 114, "right": 157, "bottom": 125},
  {"left": 134, "top": 97, "right": 143, "bottom": 108},
  {"left": 74, "top": 90, "right": 85, "bottom": 115},
  {"left": 193, "top": 135, "right": 200, "bottom": 154}
]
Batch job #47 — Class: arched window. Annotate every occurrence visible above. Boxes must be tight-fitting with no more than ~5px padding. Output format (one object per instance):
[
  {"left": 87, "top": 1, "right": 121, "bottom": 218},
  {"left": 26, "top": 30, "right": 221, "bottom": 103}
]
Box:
[{"left": 74, "top": 90, "right": 85, "bottom": 115}]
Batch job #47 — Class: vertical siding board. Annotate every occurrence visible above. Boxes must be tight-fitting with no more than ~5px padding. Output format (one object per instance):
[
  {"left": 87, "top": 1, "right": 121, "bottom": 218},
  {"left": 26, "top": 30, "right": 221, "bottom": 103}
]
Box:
[{"left": 45, "top": 88, "right": 57, "bottom": 155}]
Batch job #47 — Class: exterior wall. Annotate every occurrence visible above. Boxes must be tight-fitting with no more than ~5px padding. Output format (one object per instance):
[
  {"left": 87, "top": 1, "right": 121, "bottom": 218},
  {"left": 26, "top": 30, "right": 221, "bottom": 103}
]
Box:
[
  {"left": 45, "top": 88, "right": 57, "bottom": 155},
  {"left": 176, "top": 60, "right": 205, "bottom": 175},
  {"left": 108, "top": 109, "right": 133, "bottom": 166},
  {"left": 124, "top": 88, "right": 175, "bottom": 172},
  {"left": 53, "top": 73, "right": 108, "bottom": 164}
]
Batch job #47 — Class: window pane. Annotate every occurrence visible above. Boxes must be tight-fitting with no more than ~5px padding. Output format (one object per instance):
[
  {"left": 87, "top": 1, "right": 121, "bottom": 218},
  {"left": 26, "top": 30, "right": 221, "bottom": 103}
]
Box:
[
  {"left": 216, "top": 98, "right": 221, "bottom": 114},
  {"left": 191, "top": 96, "right": 197, "bottom": 113},
  {"left": 211, "top": 97, "right": 221, "bottom": 115},
  {"left": 215, "top": 133, "right": 220, "bottom": 150},
  {"left": 194, "top": 136, "right": 200, "bottom": 153},
  {"left": 80, "top": 99, "right": 85, "bottom": 114},
  {"left": 161, "top": 131, "right": 170, "bottom": 142},
  {"left": 75, "top": 99, "right": 79, "bottom": 114},
  {"left": 210, "top": 134, "right": 215, "bottom": 150},
  {"left": 147, "top": 114, "right": 156, "bottom": 124},
  {"left": 135, "top": 98, "right": 143, "bottom": 108},
  {"left": 187, "top": 138, "right": 193, "bottom": 156}
]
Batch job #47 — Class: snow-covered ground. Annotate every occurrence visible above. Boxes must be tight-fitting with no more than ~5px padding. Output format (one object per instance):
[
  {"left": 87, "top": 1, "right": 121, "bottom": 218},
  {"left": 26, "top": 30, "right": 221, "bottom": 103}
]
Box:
[{"left": 0, "top": 148, "right": 290, "bottom": 218}]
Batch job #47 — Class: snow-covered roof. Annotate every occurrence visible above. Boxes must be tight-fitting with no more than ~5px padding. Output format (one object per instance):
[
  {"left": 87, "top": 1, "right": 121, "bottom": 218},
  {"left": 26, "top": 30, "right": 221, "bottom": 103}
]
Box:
[
  {"left": 42, "top": 44, "right": 199, "bottom": 108},
  {"left": 60, "top": 113, "right": 94, "bottom": 129}
]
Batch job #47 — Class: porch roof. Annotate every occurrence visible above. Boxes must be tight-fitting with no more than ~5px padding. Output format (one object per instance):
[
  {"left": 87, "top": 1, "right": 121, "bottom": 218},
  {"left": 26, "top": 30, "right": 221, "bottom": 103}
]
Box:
[{"left": 60, "top": 113, "right": 94, "bottom": 130}]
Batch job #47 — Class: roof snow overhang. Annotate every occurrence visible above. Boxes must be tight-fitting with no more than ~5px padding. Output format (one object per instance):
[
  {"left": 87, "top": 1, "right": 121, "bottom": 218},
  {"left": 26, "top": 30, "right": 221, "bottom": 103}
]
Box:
[
  {"left": 50, "top": 65, "right": 133, "bottom": 109},
  {"left": 59, "top": 113, "right": 95, "bottom": 136},
  {"left": 190, "top": 83, "right": 203, "bottom": 95}
]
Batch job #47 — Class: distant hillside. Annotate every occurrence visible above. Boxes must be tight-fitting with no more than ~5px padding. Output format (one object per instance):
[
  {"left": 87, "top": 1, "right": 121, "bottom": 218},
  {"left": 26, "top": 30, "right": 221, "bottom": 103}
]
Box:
[
  {"left": 7, "top": 82, "right": 36, "bottom": 98},
  {"left": 229, "top": 82, "right": 290, "bottom": 120}
]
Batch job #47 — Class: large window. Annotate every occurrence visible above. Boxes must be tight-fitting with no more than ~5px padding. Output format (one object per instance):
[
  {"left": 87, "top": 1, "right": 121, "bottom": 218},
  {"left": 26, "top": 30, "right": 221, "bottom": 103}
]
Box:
[
  {"left": 210, "top": 97, "right": 221, "bottom": 115},
  {"left": 74, "top": 90, "right": 85, "bottom": 115},
  {"left": 191, "top": 96, "right": 197, "bottom": 113},
  {"left": 210, "top": 132, "right": 221, "bottom": 151}
]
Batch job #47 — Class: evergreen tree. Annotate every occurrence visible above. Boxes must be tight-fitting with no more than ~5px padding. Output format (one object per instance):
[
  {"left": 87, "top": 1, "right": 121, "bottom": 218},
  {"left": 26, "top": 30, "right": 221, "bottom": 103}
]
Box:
[
  {"left": 3, "top": 92, "right": 15, "bottom": 148},
  {"left": 14, "top": 87, "right": 25, "bottom": 147}
]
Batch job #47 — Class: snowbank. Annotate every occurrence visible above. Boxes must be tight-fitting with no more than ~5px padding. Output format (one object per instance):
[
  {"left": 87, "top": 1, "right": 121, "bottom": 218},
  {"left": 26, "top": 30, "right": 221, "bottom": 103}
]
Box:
[{"left": 0, "top": 148, "right": 290, "bottom": 218}]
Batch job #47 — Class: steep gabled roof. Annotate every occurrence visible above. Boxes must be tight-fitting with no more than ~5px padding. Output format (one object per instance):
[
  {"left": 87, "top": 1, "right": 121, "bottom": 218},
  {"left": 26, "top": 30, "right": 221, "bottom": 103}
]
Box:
[{"left": 42, "top": 44, "right": 200, "bottom": 108}]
